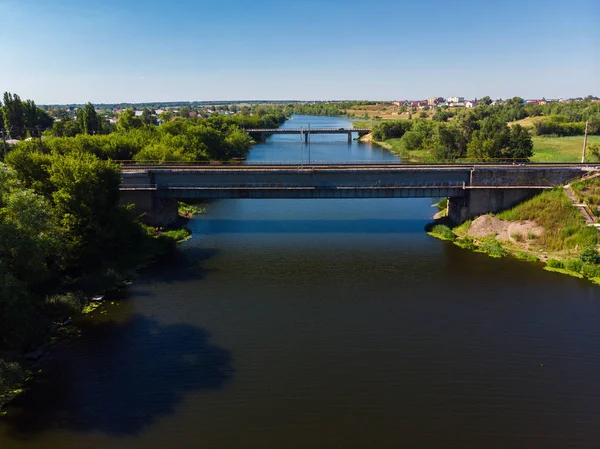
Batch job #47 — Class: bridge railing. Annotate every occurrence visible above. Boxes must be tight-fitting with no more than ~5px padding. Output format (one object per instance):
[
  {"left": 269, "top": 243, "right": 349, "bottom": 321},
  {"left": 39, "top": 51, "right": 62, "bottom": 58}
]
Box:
[{"left": 160, "top": 181, "right": 468, "bottom": 189}]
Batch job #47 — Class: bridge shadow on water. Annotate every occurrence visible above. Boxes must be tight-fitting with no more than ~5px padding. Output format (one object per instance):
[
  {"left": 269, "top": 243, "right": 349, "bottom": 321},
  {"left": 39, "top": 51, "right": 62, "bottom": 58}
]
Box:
[
  {"left": 2, "top": 315, "right": 234, "bottom": 438},
  {"left": 194, "top": 218, "right": 429, "bottom": 235}
]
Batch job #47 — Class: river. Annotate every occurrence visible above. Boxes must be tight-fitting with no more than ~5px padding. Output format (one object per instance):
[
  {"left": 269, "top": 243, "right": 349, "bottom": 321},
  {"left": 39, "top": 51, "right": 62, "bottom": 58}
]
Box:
[{"left": 2, "top": 115, "right": 600, "bottom": 448}]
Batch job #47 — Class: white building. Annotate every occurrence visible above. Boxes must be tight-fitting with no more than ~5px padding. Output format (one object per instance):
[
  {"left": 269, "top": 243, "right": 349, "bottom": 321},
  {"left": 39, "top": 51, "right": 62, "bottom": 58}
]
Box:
[{"left": 447, "top": 96, "right": 464, "bottom": 104}]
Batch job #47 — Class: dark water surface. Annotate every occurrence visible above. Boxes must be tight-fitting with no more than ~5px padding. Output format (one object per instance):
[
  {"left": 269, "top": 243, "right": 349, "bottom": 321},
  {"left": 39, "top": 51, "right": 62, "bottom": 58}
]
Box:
[{"left": 2, "top": 116, "right": 600, "bottom": 449}]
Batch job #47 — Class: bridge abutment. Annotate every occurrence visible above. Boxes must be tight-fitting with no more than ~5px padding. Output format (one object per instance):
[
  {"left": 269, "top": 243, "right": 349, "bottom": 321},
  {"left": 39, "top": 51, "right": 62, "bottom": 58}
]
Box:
[{"left": 447, "top": 188, "right": 543, "bottom": 224}]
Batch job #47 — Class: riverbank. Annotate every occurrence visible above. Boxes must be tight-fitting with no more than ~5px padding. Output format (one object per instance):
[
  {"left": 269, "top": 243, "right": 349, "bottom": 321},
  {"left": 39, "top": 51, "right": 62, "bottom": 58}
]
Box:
[
  {"left": 427, "top": 186, "right": 600, "bottom": 284},
  {"left": 0, "top": 203, "right": 205, "bottom": 413}
]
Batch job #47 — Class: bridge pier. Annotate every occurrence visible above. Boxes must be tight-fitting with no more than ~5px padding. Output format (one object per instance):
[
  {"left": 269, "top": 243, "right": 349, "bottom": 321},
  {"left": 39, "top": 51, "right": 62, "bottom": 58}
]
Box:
[
  {"left": 347, "top": 132, "right": 352, "bottom": 144},
  {"left": 447, "top": 188, "right": 543, "bottom": 224}
]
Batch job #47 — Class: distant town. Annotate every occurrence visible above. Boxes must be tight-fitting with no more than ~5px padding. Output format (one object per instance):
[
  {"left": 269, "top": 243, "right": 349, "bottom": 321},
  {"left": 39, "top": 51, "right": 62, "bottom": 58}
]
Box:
[{"left": 33, "top": 95, "right": 600, "bottom": 127}]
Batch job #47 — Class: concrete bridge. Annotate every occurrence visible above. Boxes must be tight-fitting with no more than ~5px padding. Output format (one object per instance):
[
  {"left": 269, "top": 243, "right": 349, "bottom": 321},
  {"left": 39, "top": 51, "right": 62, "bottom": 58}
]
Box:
[
  {"left": 246, "top": 128, "right": 371, "bottom": 144},
  {"left": 119, "top": 163, "right": 597, "bottom": 225}
]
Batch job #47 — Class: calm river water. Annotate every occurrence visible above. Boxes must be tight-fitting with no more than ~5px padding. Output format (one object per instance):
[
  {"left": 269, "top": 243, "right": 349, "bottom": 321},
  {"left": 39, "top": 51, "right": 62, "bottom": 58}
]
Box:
[{"left": 2, "top": 116, "right": 600, "bottom": 448}]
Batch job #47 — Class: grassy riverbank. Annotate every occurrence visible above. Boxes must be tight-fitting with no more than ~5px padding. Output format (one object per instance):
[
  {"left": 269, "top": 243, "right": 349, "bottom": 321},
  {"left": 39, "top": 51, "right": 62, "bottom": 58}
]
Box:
[{"left": 428, "top": 186, "right": 600, "bottom": 283}]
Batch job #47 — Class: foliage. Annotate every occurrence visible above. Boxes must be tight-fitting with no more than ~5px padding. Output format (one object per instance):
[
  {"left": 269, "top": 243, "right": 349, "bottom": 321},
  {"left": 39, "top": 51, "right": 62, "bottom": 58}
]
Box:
[
  {"left": 546, "top": 259, "right": 564, "bottom": 268},
  {"left": 77, "top": 102, "right": 103, "bottom": 135},
  {"left": 514, "top": 252, "right": 539, "bottom": 262},
  {"left": 2, "top": 92, "right": 53, "bottom": 139},
  {"left": 429, "top": 224, "right": 456, "bottom": 241},
  {"left": 479, "top": 238, "right": 508, "bottom": 258},
  {"left": 0, "top": 359, "right": 25, "bottom": 397},
  {"left": 160, "top": 228, "right": 191, "bottom": 242},
  {"left": 497, "top": 189, "right": 597, "bottom": 251},
  {"left": 579, "top": 246, "right": 600, "bottom": 264},
  {"left": 178, "top": 202, "right": 205, "bottom": 216}
]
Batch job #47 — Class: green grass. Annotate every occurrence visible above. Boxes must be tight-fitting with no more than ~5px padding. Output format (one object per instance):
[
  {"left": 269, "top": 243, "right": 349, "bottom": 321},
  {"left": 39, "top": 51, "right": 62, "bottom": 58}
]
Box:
[
  {"left": 497, "top": 188, "right": 597, "bottom": 251},
  {"left": 571, "top": 177, "right": 600, "bottom": 207},
  {"left": 531, "top": 135, "right": 600, "bottom": 162},
  {"left": 428, "top": 224, "right": 456, "bottom": 241},
  {"left": 178, "top": 201, "right": 206, "bottom": 217}
]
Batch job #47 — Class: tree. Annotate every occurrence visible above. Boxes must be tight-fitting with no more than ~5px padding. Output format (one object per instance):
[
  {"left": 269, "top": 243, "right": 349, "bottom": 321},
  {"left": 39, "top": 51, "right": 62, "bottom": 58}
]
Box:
[
  {"left": 479, "top": 96, "right": 492, "bottom": 106},
  {"left": 77, "top": 102, "right": 102, "bottom": 135},
  {"left": 48, "top": 152, "right": 122, "bottom": 271},
  {"left": 2, "top": 92, "right": 25, "bottom": 139},
  {"left": 117, "top": 108, "right": 142, "bottom": 132},
  {"left": 508, "top": 124, "right": 533, "bottom": 160},
  {"left": 0, "top": 163, "right": 58, "bottom": 347},
  {"left": 141, "top": 108, "right": 156, "bottom": 126}
]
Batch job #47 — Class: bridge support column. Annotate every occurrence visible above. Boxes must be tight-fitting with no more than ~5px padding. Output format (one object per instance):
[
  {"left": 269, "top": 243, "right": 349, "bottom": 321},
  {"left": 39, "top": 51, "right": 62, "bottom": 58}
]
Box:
[
  {"left": 347, "top": 132, "right": 352, "bottom": 144},
  {"left": 304, "top": 133, "right": 308, "bottom": 144},
  {"left": 447, "top": 188, "right": 543, "bottom": 224}
]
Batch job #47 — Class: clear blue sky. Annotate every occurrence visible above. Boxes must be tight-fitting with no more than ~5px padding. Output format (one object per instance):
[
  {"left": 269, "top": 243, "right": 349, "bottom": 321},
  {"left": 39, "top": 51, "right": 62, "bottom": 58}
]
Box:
[{"left": 1, "top": 0, "right": 598, "bottom": 104}]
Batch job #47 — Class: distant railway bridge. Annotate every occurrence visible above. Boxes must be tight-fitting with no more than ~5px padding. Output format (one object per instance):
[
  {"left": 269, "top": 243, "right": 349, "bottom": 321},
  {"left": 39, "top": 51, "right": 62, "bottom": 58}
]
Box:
[{"left": 245, "top": 128, "right": 371, "bottom": 144}]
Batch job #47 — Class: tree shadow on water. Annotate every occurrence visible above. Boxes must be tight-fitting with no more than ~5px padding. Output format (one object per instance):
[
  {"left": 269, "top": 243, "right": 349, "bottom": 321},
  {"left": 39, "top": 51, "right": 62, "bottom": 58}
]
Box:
[{"left": 3, "top": 316, "right": 234, "bottom": 438}]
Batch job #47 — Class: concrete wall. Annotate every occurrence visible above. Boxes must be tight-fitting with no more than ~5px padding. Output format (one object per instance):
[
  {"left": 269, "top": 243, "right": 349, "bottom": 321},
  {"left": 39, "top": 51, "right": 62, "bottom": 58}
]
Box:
[
  {"left": 470, "top": 167, "right": 584, "bottom": 187},
  {"left": 447, "top": 188, "right": 543, "bottom": 223}
]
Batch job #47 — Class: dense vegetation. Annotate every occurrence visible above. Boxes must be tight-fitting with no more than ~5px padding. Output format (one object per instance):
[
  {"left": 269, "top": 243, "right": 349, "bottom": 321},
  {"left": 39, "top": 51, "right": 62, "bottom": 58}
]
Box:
[{"left": 371, "top": 115, "right": 533, "bottom": 161}]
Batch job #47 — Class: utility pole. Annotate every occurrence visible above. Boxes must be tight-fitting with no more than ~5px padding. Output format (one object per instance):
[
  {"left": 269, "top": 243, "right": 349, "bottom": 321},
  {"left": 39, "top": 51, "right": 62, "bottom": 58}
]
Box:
[
  {"left": 1, "top": 129, "right": 6, "bottom": 159},
  {"left": 582, "top": 120, "right": 589, "bottom": 163}
]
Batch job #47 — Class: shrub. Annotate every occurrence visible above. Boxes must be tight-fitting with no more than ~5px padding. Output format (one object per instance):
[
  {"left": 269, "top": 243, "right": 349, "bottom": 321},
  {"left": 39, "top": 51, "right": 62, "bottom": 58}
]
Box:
[
  {"left": 511, "top": 233, "right": 523, "bottom": 242},
  {"left": 0, "top": 359, "right": 25, "bottom": 397},
  {"left": 480, "top": 239, "right": 508, "bottom": 258},
  {"left": 546, "top": 259, "right": 564, "bottom": 268},
  {"left": 455, "top": 236, "right": 476, "bottom": 250},
  {"left": 581, "top": 263, "right": 600, "bottom": 278},
  {"left": 527, "top": 232, "right": 537, "bottom": 240},
  {"left": 160, "top": 228, "right": 191, "bottom": 242},
  {"left": 434, "top": 198, "right": 448, "bottom": 212},
  {"left": 45, "top": 292, "right": 86, "bottom": 318},
  {"left": 515, "top": 252, "right": 539, "bottom": 262},
  {"left": 431, "top": 225, "right": 456, "bottom": 241},
  {"left": 579, "top": 246, "right": 600, "bottom": 264},
  {"left": 565, "top": 259, "right": 583, "bottom": 272}
]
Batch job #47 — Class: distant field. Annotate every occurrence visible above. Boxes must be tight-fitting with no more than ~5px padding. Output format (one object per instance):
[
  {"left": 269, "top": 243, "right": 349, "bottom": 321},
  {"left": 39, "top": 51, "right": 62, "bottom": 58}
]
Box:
[
  {"left": 508, "top": 117, "right": 540, "bottom": 128},
  {"left": 531, "top": 135, "right": 600, "bottom": 162}
]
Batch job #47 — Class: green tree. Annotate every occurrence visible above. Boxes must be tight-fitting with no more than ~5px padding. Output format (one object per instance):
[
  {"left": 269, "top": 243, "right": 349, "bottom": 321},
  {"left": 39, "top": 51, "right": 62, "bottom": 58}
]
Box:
[
  {"left": 117, "top": 108, "right": 142, "bottom": 132},
  {"left": 2, "top": 92, "right": 25, "bottom": 139},
  {"left": 77, "top": 102, "right": 102, "bottom": 135},
  {"left": 141, "top": 108, "right": 156, "bottom": 126},
  {"left": 509, "top": 124, "right": 534, "bottom": 160}
]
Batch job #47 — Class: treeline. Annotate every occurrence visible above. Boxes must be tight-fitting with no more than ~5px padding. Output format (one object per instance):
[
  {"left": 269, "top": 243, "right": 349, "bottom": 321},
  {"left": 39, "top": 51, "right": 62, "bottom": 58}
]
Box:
[
  {"left": 28, "top": 112, "right": 285, "bottom": 163},
  {"left": 281, "top": 101, "right": 377, "bottom": 117},
  {"left": 1, "top": 92, "right": 54, "bottom": 138},
  {"left": 372, "top": 114, "right": 533, "bottom": 161}
]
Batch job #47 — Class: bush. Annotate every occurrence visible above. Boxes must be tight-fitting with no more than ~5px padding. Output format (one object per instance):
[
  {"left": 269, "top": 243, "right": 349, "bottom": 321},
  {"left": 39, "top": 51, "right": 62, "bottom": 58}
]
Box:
[
  {"left": 546, "top": 259, "right": 564, "bottom": 268},
  {"left": 511, "top": 233, "right": 523, "bottom": 242},
  {"left": 434, "top": 198, "right": 448, "bottom": 212},
  {"left": 581, "top": 263, "right": 600, "bottom": 278},
  {"left": 579, "top": 246, "right": 600, "bottom": 264},
  {"left": 480, "top": 239, "right": 508, "bottom": 258},
  {"left": 565, "top": 259, "right": 583, "bottom": 272},
  {"left": 0, "top": 359, "right": 25, "bottom": 397},
  {"left": 515, "top": 252, "right": 539, "bottom": 262},
  {"left": 430, "top": 224, "right": 456, "bottom": 241},
  {"left": 45, "top": 292, "right": 86, "bottom": 319},
  {"left": 455, "top": 236, "right": 476, "bottom": 250},
  {"left": 160, "top": 228, "right": 191, "bottom": 242}
]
